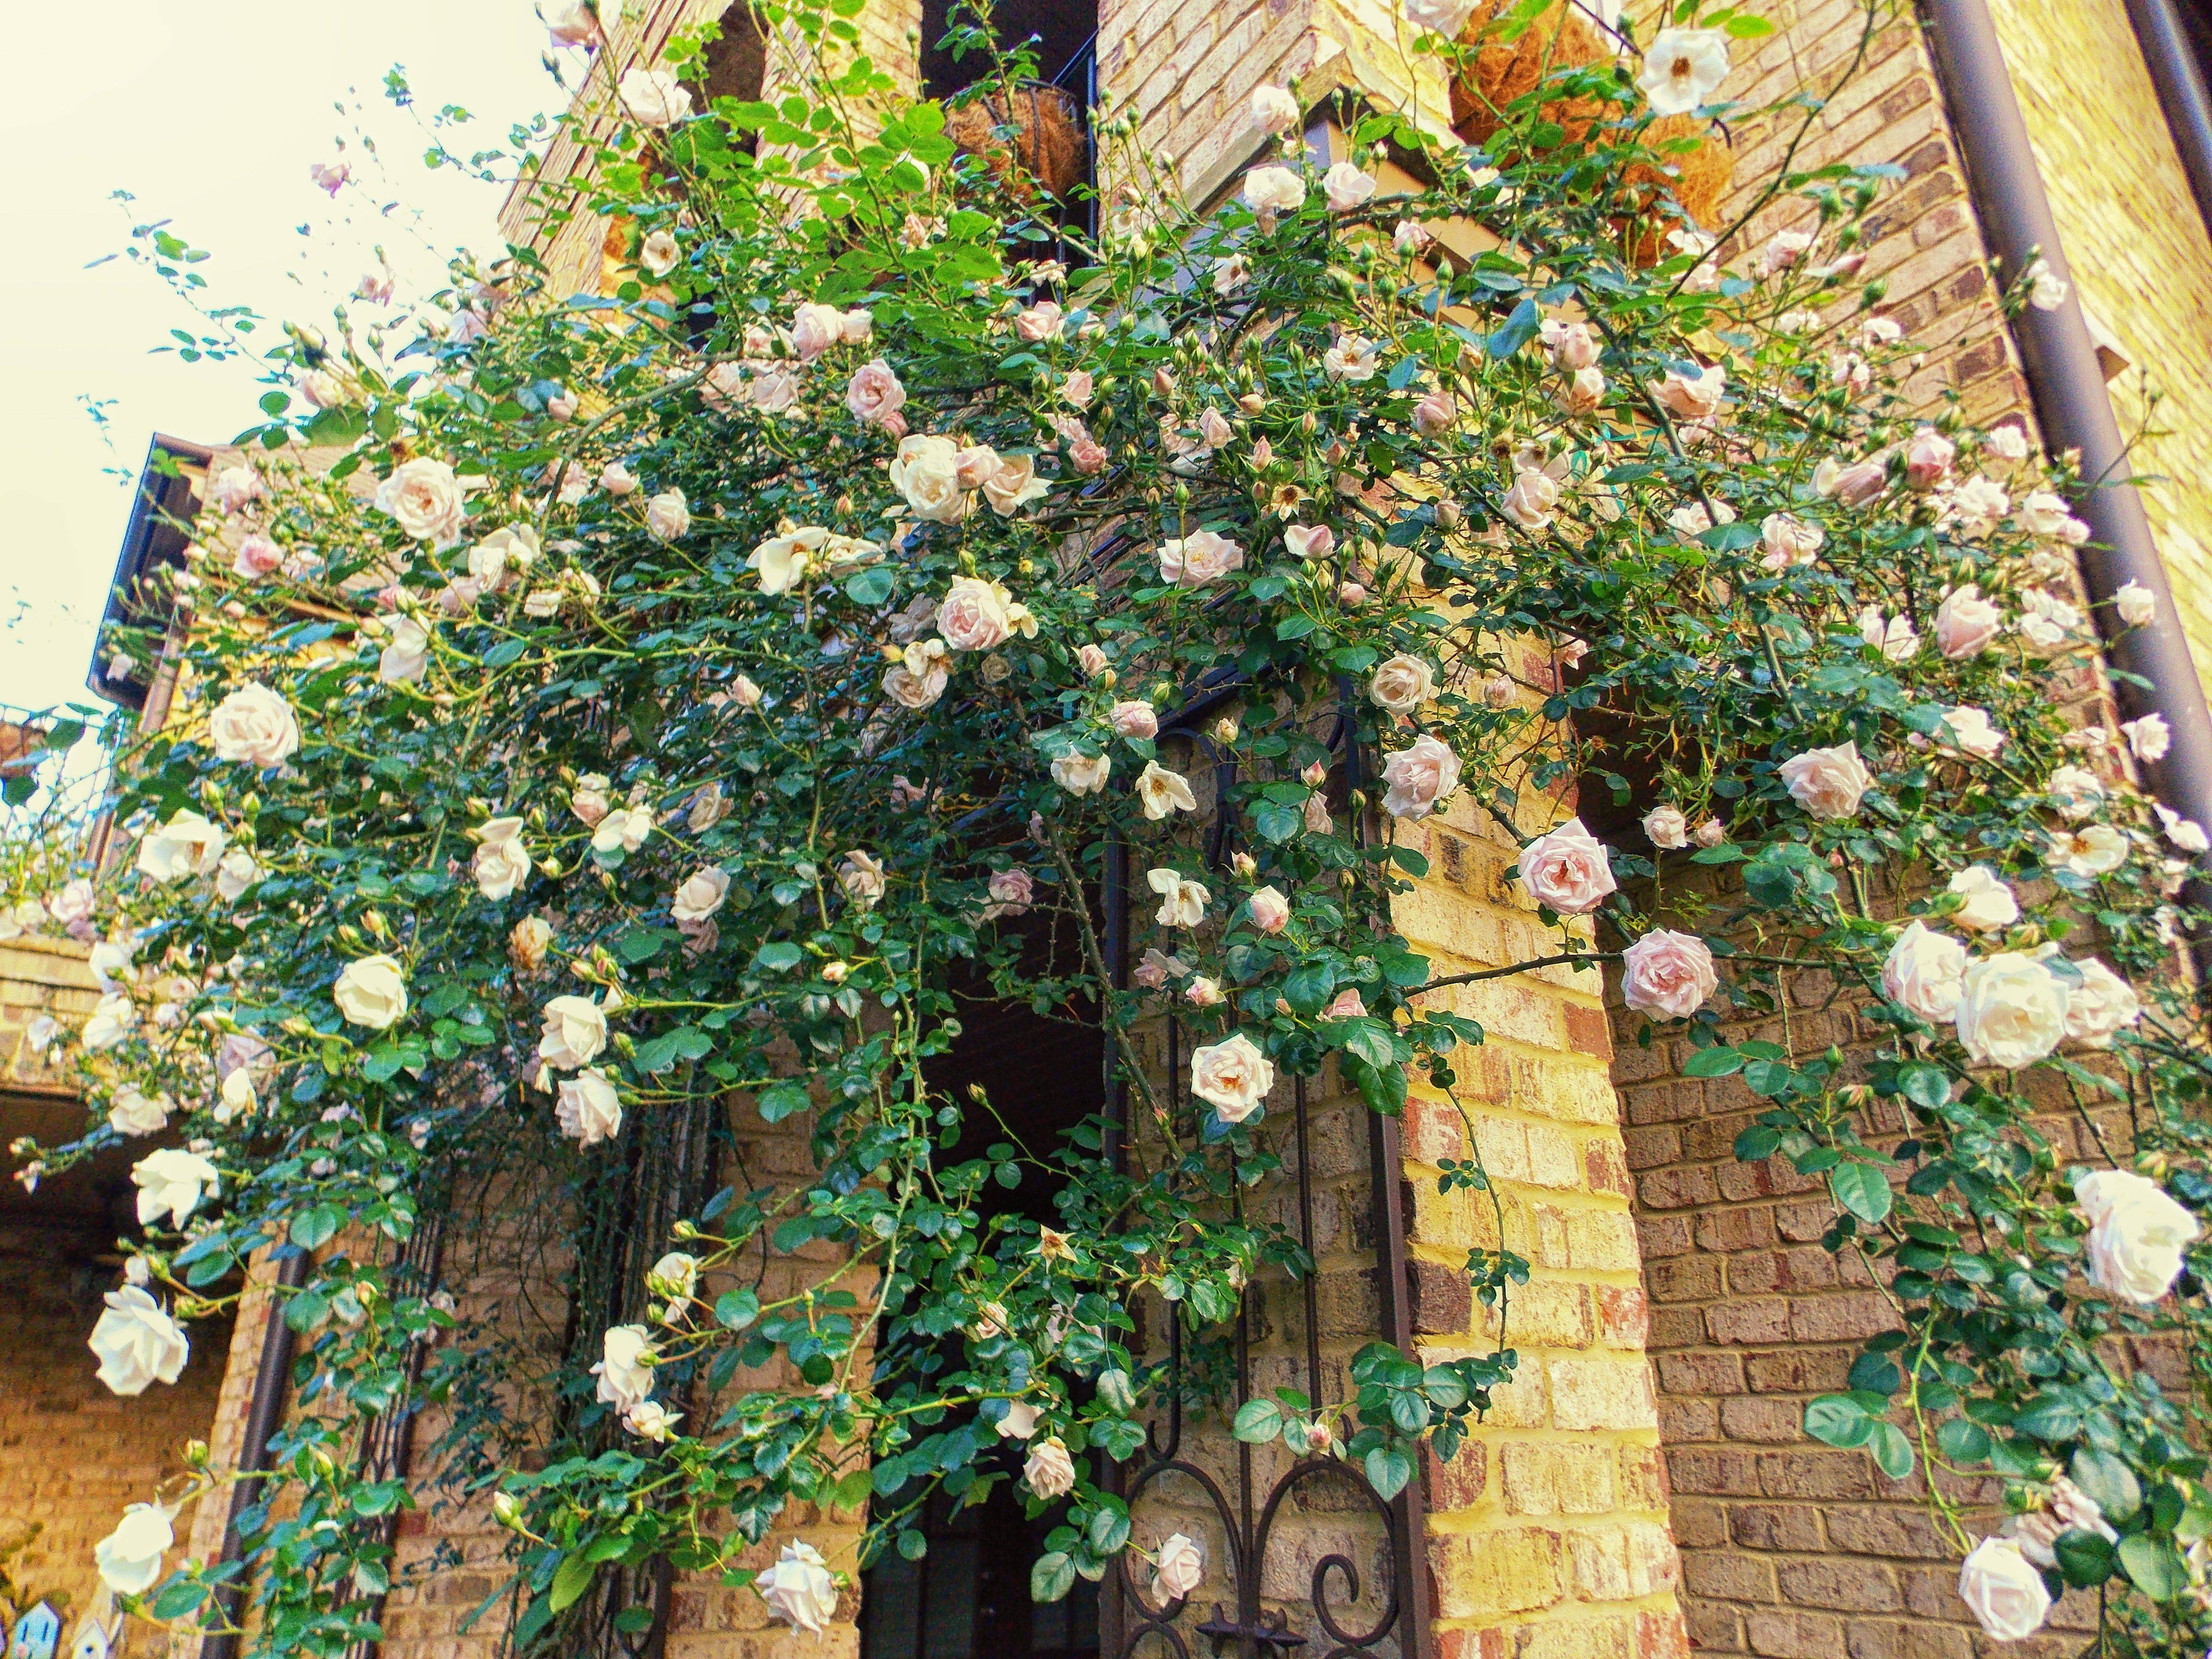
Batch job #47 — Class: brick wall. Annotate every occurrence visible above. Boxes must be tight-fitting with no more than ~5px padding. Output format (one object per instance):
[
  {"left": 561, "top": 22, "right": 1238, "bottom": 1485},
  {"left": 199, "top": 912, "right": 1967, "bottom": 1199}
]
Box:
[{"left": 1986, "top": 0, "right": 2212, "bottom": 703}]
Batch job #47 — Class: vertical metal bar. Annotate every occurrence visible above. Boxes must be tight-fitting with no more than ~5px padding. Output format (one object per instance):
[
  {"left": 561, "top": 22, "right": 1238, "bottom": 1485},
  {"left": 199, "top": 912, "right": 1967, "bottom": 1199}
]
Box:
[
  {"left": 1098, "top": 839, "right": 1128, "bottom": 1659},
  {"left": 1292, "top": 1080, "right": 1323, "bottom": 1410},
  {"left": 1367, "top": 1110, "right": 1432, "bottom": 1659},
  {"left": 202, "top": 1248, "right": 312, "bottom": 1659}
]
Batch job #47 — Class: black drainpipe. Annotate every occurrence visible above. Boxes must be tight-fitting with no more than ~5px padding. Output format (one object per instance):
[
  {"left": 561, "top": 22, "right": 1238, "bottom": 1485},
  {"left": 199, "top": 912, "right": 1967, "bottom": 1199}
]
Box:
[
  {"left": 201, "top": 1249, "right": 310, "bottom": 1659},
  {"left": 1921, "top": 0, "right": 2212, "bottom": 911},
  {"left": 2121, "top": 0, "right": 2212, "bottom": 248}
]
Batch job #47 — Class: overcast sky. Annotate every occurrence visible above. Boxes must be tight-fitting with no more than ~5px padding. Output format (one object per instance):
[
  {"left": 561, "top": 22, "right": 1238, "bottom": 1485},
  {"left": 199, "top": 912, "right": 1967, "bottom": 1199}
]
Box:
[{"left": 0, "top": 0, "right": 571, "bottom": 717}]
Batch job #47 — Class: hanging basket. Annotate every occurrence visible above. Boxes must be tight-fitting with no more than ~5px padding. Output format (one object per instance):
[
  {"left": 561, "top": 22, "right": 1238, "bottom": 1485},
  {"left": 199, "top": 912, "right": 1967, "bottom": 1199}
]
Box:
[
  {"left": 1447, "top": 1, "right": 1735, "bottom": 264},
  {"left": 945, "top": 79, "right": 1088, "bottom": 204}
]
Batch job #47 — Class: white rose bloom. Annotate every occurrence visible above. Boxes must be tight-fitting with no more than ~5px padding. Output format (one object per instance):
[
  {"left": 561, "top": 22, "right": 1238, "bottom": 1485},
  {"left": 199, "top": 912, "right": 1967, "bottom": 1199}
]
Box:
[
  {"left": 209, "top": 683, "right": 302, "bottom": 768},
  {"left": 758, "top": 1541, "right": 840, "bottom": 1635},
  {"left": 2121, "top": 713, "right": 2172, "bottom": 763},
  {"left": 136, "top": 809, "right": 228, "bottom": 882},
  {"left": 618, "top": 67, "right": 693, "bottom": 128},
  {"left": 1052, "top": 751, "right": 1111, "bottom": 796},
  {"left": 1955, "top": 952, "right": 2068, "bottom": 1069},
  {"left": 539, "top": 995, "right": 610, "bottom": 1070},
  {"left": 46, "top": 878, "right": 94, "bottom": 926},
  {"left": 472, "top": 817, "right": 534, "bottom": 901},
  {"left": 890, "top": 434, "right": 969, "bottom": 523},
  {"left": 1024, "top": 1436, "right": 1078, "bottom": 1500},
  {"left": 1881, "top": 922, "right": 1968, "bottom": 1024},
  {"left": 2045, "top": 764, "right": 2106, "bottom": 822},
  {"left": 216, "top": 1067, "right": 259, "bottom": 1125},
  {"left": 2063, "top": 958, "right": 2140, "bottom": 1049},
  {"left": 1137, "top": 761, "right": 1200, "bottom": 819},
  {"left": 85, "top": 995, "right": 140, "bottom": 1056},
  {"left": 132, "top": 1147, "right": 221, "bottom": 1229},
  {"left": 672, "top": 866, "right": 731, "bottom": 923},
  {"left": 645, "top": 488, "right": 691, "bottom": 541},
  {"left": 2114, "top": 580, "right": 2157, "bottom": 626},
  {"left": 88, "top": 1287, "right": 190, "bottom": 1396},
  {"left": 1147, "top": 868, "right": 1209, "bottom": 927},
  {"left": 95, "top": 1502, "right": 176, "bottom": 1596},
  {"left": 1956, "top": 1536, "right": 2050, "bottom": 1642},
  {"left": 1936, "top": 705, "right": 2005, "bottom": 762},
  {"left": 1638, "top": 28, "right": 1731, "bottom": 116},
  {"left": 1190, "top": 1033, "right": 1274, "bottom": 1123},
  {"left": 334, "top": 954, "right": 409, "bottom": 1029},
  {"left": 1242, "top": 165, "right": 1308, "bottom": 215},
  {"left": 647, "top": 1251, "right": 701, "bottom": 1316},
  {"left": 1368, "top": 654, "right": 1436, "bottom": 714},
  {"left": 1322, "top": 161, "right": 1376, "bottom": 213},
  {"left": 625, "top": 1399, "right": 683, "bottom": 1441},
  {"left": 1947, "top": 866, "right": 2019, "bottom": 933},
  {"left": 1250, "top": 84, "right": 1300, "bottom": 133},
  {"left": 592, "top": 1323, "right": 657, "bottom": 1410},
  {"left": 374, "top": 457, "right": 468, "bottom": 544},
  {"left": 592, "top": 805, "right": 654, "bottom": 856},
  {"left": 1404, "top": 0, "right": 1478, "bottom": 34},
  {"left": 2062, "top": 824, "right": 2129, "bottom": 879},
  {"left": 2076, "top": 1168, "right": 2199, "bottom": 1304},
  {"left": 1778, "top": 741, "right": 1873, "bottom": 820},
  {"left": 1154, "top": 1533, "right": 1205, "bottom": 1601},
  {"left": 1858, "top": 607, "right": 1921, "bottom": 661},
  {"left": 211, "top": 846, "right": 262, "bottom": 903},
  {"left": 108, "top": 1085, "right": 170, "bottom": 1136},
  {"left": 1642, "top": 805, "right": 1690, "bottom": 850},
  {"left": 557, "top": 1068, "right": 624, "bottom": 1147}
]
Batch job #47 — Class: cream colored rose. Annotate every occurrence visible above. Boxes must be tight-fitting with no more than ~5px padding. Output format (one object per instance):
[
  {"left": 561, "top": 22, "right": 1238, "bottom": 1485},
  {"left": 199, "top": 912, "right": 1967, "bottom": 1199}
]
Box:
[
  {"left": 89, "top": 1287, "right": 189, "bottom": 1397},
  {"left": 592, "top": 805, "right": 654, "bottom": 857},
  {"left": 1381, "top": 734, "right": 1459, "bottom": 821},
  {"left": 209, "top": 684, "right": 301, "bottom": 768},
  {"left": 1147, "top": 868, "right": 1208, "bottom": 927},
  {"left": 790, "top": 301, "right": 844, "bottom": 361},
  {"left": 2064, "top": 958, "right": 2140, "bottom": 1048},
  {"left": 2076, "top": 1168, "right": 2198, "bottom": 1303},
  {"left": 107, "top": 1084, "right": 168, "bottom": 1136},
  {"left": 938, "top": 577, "right": 1017, "bottom": 650},
  {"left": 891, "top": 434, "right": 969, "bottom": 522},
  {"left": 672, "top": 865, "right": 731, "bottom": 922},
  {"left": 1642, "top": 805, "right": 1689, "bottom": 850},
  {"left": 1137, "top": 761, "right": 1199, "bottom": 819},
  {"left": 983, "top": 454, "right": 1049, "bottom": 516},
  {"left": 132, "top": 1147, "right": 220, "bottom": 1229},
  {"left": 758, "top": 1541, "right": 840, "bottom": 1635},
  {"left": 1935, "top": 584, "right": 2002, "bottom": 659},
  {"left": 1053, "top": 751, "right": 1111, "bottom": 795},
  {"left": 1882, "top": 922, "right": 1967, "bottom": 1023},
  {"left": 215, "top": 1067, "right": 258, "bottom": 1125},
  {"left": 375, "top": 457, "right": 467, "bottom": 544},
  {"left": 1947, "top": 865, "right": 2019, "bottom": 933},
  {"left": 1024, "top": 1436, "right": 1078, "bottom": 1499},
  {"left": 618, "top": 66, "right": 693, "bottom": 127},
  {"left": 1111, "top": 701, "right": 1159, "bottom": 739},
  {"left": 592, "top": 1323, "right": 657, "bottom": 1410},
  {"left": 2063, "top": 824, "right": 2128, "bottom": 879},
  {"left": 540, "top": 995, "right": 608, "bottom": 1070},
  {"left": 1955, "top": 952, "right": 2067, "bottom": 1068},
  {"left": 1248, "top": 886, "right": 1291, "bottom": 933},
  {"left": 1621, "top": 930, "right": 1717, "bottom": 1019},
  {"left": 557, "top": 1068, "right": 623, "bottom": 1146},
  {"left": 137, "top": 809, "right": 228, "bottom": 882},
  {"left": 1956, "top": 1536, "right": 2050, "bottom": 1642},
  {"left": 1778, "top": 741, "right": 1872, "bottom": 820},
  {"left": 1936, "top": 705, "right": 2006, "bottom": 761},
  {"left": 1283, "top": 524, "right": 1335, "bottom": 560},
  {"left": 571, "top": 774, "right": 612, "bottom": 827},
  {"left": 473, "top": 817, "right": 533, "bottom": 901},
  {"left": 1191, "top": 1033, "right": 1274, "bottom": 1123},
  {"left": 334, "top": 954, "right": 409, "bottom": 1029},
  {"left": 509, "top": 915, "right": 554, "bottom": 973},
  {"left": 1517, "top": 817, "right": 1617, "bottom": 915},
  {"left": 95, "top": 1502, "right": 176, "bottom": 1596},
  {"left": 378, "top": 614, "right": 431, "bottom": 685},
  {"left": 645, "top": 488, "right": 690, "bottom": 541},
  {"left": 1499, "top": 467, "right": 1558, "bottom": 530},
  {"left": 840, "top": 849, "right": 888, "bottom": 908},
  {"left": 1652, "top": 363, "right": 1725, "bottom": 420},
  {"left": 1759, "top": 512, "right": 1825, "bottom": 569},
  {"left": 1859, "top": 607, "right": 1920, "bottom": 661},
  {"left": 625, "top": 1399, "right": 682, "bottom": 1441},
  {"left": 639, "top": 229, "right": 680, "bottom": 276},
  {"left": 1158, "top": 529, "right": 1244, "bottom": 587},
  {"left": 647, "top": 1251, "right": 701, "bottom": 1316},
  {"left": 1153, "top": 1533, "right": 1205, "bottom": 1601},
  {"left": 1242, "top": 166, "right": 1307, "bottom": 214},
  {"left": 997, "top": 1400, "right": 1043, "bottom": 1439},
  {"left": 1369, "top": 654, "right": 1435, "bottom": 714},
  {"left": 884, "top": 639, "right": 950, "bottom": 709}
]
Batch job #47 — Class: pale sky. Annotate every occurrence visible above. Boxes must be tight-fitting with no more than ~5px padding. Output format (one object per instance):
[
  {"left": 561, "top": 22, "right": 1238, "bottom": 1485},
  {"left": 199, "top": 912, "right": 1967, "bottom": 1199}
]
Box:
[{"left": 0, "top": 0, "right": 572, "bottom": 717}]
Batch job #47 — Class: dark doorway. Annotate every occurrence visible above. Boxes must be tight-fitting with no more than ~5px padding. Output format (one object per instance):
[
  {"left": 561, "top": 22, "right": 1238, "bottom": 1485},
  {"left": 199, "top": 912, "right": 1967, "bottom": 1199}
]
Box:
[
  {"left": 691, "top": 2, "right": 769, "bottom": 106},
  {"left": 921, "top": 0, "right": 1096, "bottom": 97}
]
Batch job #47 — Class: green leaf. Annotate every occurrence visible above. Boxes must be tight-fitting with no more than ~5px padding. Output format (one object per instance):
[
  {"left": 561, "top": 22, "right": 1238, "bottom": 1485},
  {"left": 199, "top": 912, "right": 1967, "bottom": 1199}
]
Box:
[
  {"left": 550, "top": 1552, "right": 598, "bottom": 1613},
  {"left": 290, "top": 1204, "right": 345, "bottom": 1250},
  {"left": 2053, "top": 1527, "right": 2116, "bottom": 1588},
  {"left": 1233, "top": 1398, "right": 1284, "bottom": 1443},
  {"left": 758, "top": 1081, "right": 811, "bottom": 1122},
  {"left": 2120, "top": 1534, "right": 2189, "bottom": 1602},
  {"left": 1031, "top": 1551, "right": 1076, "bottom": 1604},
  {"left": 1803, "top": 1394, "right": 1874, "bottom": 1449},
  {"left": 716, "top": 1288, "right": 761, "bottom": 1329},
  {"left": 1898, "top": 1064, "right": 1951, "bottom": 1109},
  {"left": 844, "top": 566, "right": 894, "bottom": 606},
  {"left": 1866, "top": 1420, "right": 1914, "bottom": 1480},
  {"left": 1829, "top": 1163, "right": 1892, "bottom": 1225},
  {"left": 1684, "top": 1046, "right": 1744, "bottom": 1078},
  {"left": 1487, "top": 296, "right": 1540, "bottom": 359},
  {"left": 1363, "top": 1445, "right": 1413, "bottom": 1500},
  {"left": 1934, "top": 1417, "right": 1989, "bottom": 1464},
  {"left": 2071, "top": 1448, "right": 2143, "bottom": 1525}
]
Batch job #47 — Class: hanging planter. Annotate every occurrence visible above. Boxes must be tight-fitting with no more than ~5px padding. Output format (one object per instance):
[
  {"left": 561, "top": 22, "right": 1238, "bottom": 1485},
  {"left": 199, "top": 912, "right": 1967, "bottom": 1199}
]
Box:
[
  {"left": 945, "top": 79, "right": 1088, "bottom": 204},
  {"left": 1448, "top": 1, "right": 1735, "bottom": 262}
]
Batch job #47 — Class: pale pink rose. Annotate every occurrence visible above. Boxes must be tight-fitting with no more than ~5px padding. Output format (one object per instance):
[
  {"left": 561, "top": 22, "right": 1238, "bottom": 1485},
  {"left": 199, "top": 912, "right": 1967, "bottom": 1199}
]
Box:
[
  {"left": 1191, "top": 1033, "right": 1274, "bottom": 1121},
  {"left": 1903, "top": 427, "right": 1956, "bottom": 490},
  {"left": 1542, "top": 319, "right": 1598, "bottom": 371},
  {"left": 1934, "top": 585, "right": 2002, "bottom": 659},
  {"left": 1936, "top": 705, "right": 2006, "bottom": 761},
  {"left": 1322, "top": 161, "right": 1375, "bottom": 213},
  {"left": 309, "top": 157, "right": 350, "bottom": 194},
  {"left": 1322, "top": 989, "right": 1367, "bottom": 1020},
  {"left": 1243, "top": 165, "right": 1307, "bottom": 216},
  {"left": 1250, "top": 84, "right": 1300, "bottom": 133},
  {"left": 232, "top": 534, "right": 284, "bottom": 579},
  {"left": 1111, "top": 700, "right": 1159, "bottom": 739},
  {"left": 787, "top": 302, "right": 843, "bottom": 362},
  {"left": 1184, "top": 976, "right": 1223, "bottom": 1008},
  {"left": 1158, "top": 530, "right": 1244, "bottom": 587},
  {"left": 1642, "top": 805, "right": 1689, "bottom": 850},
  {"left": 1778, "top": 741, "right": 1874, "bottom": 819},
  {"left": 1984, "top": 424, "right": 2030, "bottom": 460},
  {"left": 1247, "top": 887, "right": 1291, "bottom": 933},
  {"left": 982, "top": 867, "right": 1035, "bottom": 920},
  {"left": 1394, "top": 219, "right": 1431, "bottom": 255},
  {"left": 1413, "top": 391, "right": 1457, "bottom": 435},
  {"left": 209, "top": 465, "right": 265, "bottom": 514},
  {"left": 1134, "top": 947, "right": 1189, "bottom": 989},
  {"left": 2116, "top": 581, "right": 2156, "bottom": 626},
  {"left": 1555, "top": 367, "right": 1605, "bottom": 416},
  {"left": 1499, "top": 468, "right": 1559, "bottom": 531},
  {"left": 543, "top": 0, "right": 602, "bottom": 46},
  {"left": 600, "top": 461, "right": 637, "bottom": 496},
  {"left": 1381, "top": 734, "right": 1459, "bottom": 820},
  {"left": 1882, "top": 921, "right": 1968, "bottom": 1023},
  {"left": 1653, "top": 364, "right": 1724, "bottom": 421},
  {"left": 1369, "top": 654, "right": 1435, "bottom": 714},
  {"left": 1859, "top": 607, "right": 1920, "bottom": 661},
  {"left": 845, "top": 360, "right": 907, "bottom": 429},
  {"left": 1621, "top": 930, "right": 1718, "bottom": 1019},
  {"left": 1015, "top": 301, "right": 1064, "bottom": 343},
  {"left": 1077, "top": 644, "right": 1110, "bottom": 678},
  {"left": 1284, "top": 524, "right": 1335, "bottom": 561},
  {"left": 1516, "top": 817, "right": 1617, "bottom": 914},
  {"left": 841, "top": 308, "right": 873, "bottom": 344},
  {"left": 1945, "top": 474, "right": 2010, "bottom": 534},
  {"left": 1198, "top": 407, "right": 1234, "bottom": 450},
  {"left": 1828, "top": 459, "right": 1889, "bottom": 508},
  {"left": 1695, "top": 817, "right": 1727, "bottom": 848},
  {"left": 1063, "top": 371, "right": 1094, "bottom": 405},
  {"left": 954, "top": 445, "right": 1001, "bottom": 490},
  {"left": 938, "top": 577, "right": 1017, "bottom": 650},
  {"left": 1758, "top": 513, "right": 1824, "bottom": 571}
]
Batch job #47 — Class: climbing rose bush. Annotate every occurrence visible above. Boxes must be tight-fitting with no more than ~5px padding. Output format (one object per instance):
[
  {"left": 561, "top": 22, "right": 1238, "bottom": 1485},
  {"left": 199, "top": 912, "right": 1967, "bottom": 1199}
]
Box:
[{"left": 9, "top": 0, "right": 2212, "bottom": 1652}]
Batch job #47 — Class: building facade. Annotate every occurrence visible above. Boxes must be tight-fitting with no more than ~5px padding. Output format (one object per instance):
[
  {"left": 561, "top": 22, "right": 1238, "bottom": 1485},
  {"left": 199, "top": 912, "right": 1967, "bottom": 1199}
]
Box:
[{"left": 16, "top": 1, "right": 2212, "bottom": 1658}]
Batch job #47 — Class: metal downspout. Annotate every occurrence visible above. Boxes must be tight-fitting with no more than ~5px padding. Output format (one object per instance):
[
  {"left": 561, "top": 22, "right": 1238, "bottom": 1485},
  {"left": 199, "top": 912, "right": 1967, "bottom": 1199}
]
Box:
[
  {"left": 1921, "top": 0, "right": 2212, "bottom": 953},
  {"left": 2121, "top": 0, "right": 2212, "bottom": 248}
]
